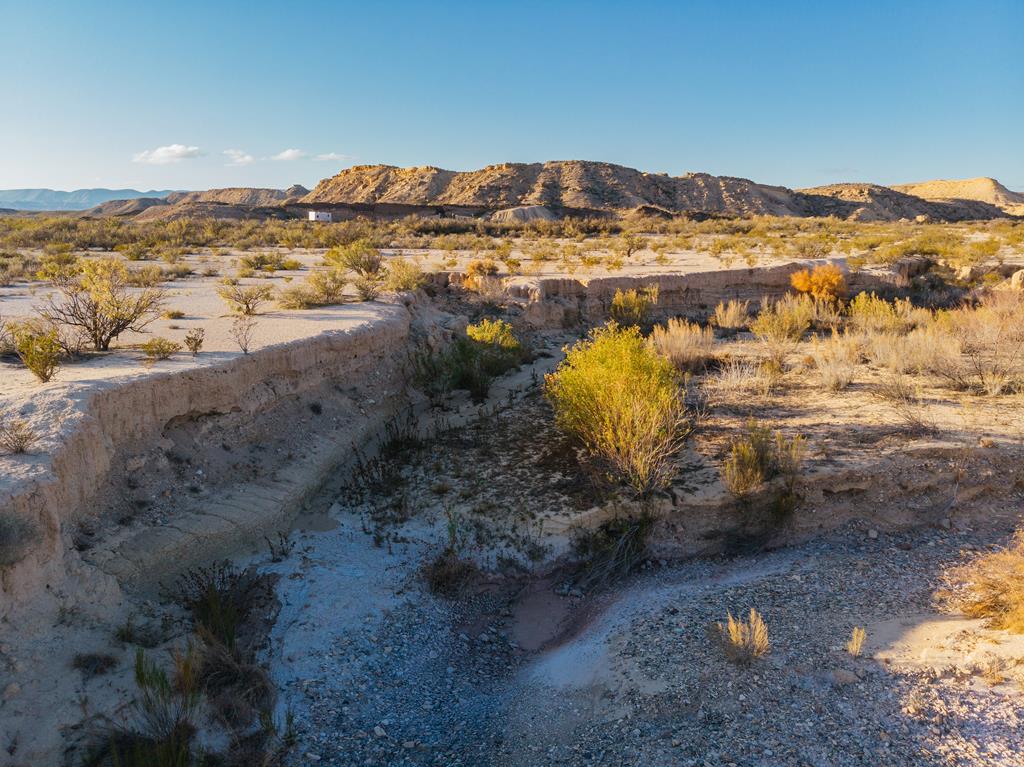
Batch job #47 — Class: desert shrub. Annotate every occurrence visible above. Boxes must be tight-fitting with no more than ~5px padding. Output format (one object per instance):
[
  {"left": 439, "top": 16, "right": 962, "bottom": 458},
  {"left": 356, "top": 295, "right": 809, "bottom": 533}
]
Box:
[
  {"left": 240, "top": 251, "right": 289, "bottom": 272},
  {"left": 465, "top": 258, "right": 499, "bottom": 279},
  {"left": 466, "top": 317, "right": 520, "bottom": 356},
  {"left": 183, "top": 328, "right": 204, "bottom": 357},
  {"left": 809, "top": 332, "right": 860, "bottom": 390},
  {"left": 943, "top": 531, "right": 1024, "bottom": 633},
  {"left": 230, "top": 316, "right": 257, "bottom": 354},
  {"left": 0, "top": 315, "right": 12, "bottom": 354},
  {"left": 125, "top": 264, "right": 165, "bottom": 287},
  {"left": 40, "top": 256, "right": 165, "bottom": 351},
  {"left": 217, "top": 284, "right": 273, "bottom": 315},
  {"left": 790, "top": 263, "right": 847, "bottom": 303},
  {"left": 0, "top": 417, "right": 40, "bottom": 454},
  {"left": 383, "top": 257, "right": 426, "bottom": 291},
  {"left": 943, "top": 292, "right": 1024, "bottom": 395},
  {"left": 0, "top": 251, "right": 39, "bottom": 285},
  {"left": 278, "top": 268, "right": 347, "bottom": 308},
  {"left": 325, "top": 239, "right": 382, "bottom": 276},
  {"left": 712, "top": 299, "right": 749, "bottom": 332},
  {"left": 572, "top": 512, "right": 653, "bottom": 589},
  {"left": 846, "top": 292, "right": 916, "bottom": 335},
  {"left": 713, "top": 608, "right": 770, "bottom": 665},
  {"left": 545, "top": 323, "right": 689, "bottom": 495},
  {"left": 352, "top": 274, "right": 382, "bottom": 301},
  {"left": 721, "top": 419, "right": 805, "bottom": 499},
  {"left": 13, "top": 326, "right": 62, "bottom": 381},
  {"left": 609, "top": 286, "right": 658, "bottom": 327},
  {"left": 648, "top": 318, "right": 714, "bottom": 372},
  {"left": 141, "top": 337, "right": 181, "bottom": 363},
  {"left": 750, "top": 294, "right": 813, "bottom": 363},
  {"left": 161, "top": 309, "right": 185, "bottom": 320},
  {"left": 116, "top": 242, "right": 151, "bottom": 261},
  {"left": 0, "top": 511, "right": 37, "bottom": 567}
]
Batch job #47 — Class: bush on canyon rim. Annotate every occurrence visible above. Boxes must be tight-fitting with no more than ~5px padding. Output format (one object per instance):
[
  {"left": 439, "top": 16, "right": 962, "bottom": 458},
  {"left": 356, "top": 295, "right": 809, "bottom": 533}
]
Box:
[{"left": 545, "top": 323, "right": 688, "bottom": 495}]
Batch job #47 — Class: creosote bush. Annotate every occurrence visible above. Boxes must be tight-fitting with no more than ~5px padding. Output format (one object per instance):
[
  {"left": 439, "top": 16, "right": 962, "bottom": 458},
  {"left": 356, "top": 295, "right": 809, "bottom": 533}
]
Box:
[
  {"left": 609, "top": 286, "right": 658, "bottom": 327},
  {"left": 141, "top": 337, "right": 181, "bottom": 363},
  {"left": 545, "top": 323, "right": 689, "bottom": 495},
  {"left": 13, "top": 326, "right": 62, "bottom": 382},
  {"left": 183, "top": 328, "right": 204, "bottom": 357},
  {"left": 383, "top": 257, "right": 426, "bottom": 292},
  {"left": 278, "top": 268, "right": 347, "bottom": 309},
  {"left": 41, "top": 256, "right": 165, "bottom": 351},
  {"left": 217, "top": 283, "right": 274, "bottom": 315}
]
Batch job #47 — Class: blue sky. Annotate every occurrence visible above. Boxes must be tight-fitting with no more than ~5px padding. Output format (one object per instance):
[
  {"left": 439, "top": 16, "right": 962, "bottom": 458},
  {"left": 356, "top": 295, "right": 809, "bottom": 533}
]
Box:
[{"left": 2, "top": 0, "right": 1021, "bottom": 191}]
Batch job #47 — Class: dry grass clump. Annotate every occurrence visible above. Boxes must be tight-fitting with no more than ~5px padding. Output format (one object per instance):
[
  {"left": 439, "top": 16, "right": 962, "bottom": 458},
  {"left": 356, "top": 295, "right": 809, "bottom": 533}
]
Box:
[
  {"left": 846, "top": 626, "right": 867, "bottom": 657},
  {"left": 609, "top": 286, "right": 658, "bottom": 327},
  {"left": 648, "top": 318, "right": 714, "bottom": 372},
  {"left": 942, "top": 291, "right": 1024, "bottom": 395},
  {"left": 546, "top": 323, "right": 689, "bottom": 495},
  {"left": 750, "top": 294, "right": 813, "bottom": 363},
  {"left": 0, "top": 511, "right": 38, "bottom": 567},
  {"left": 712, "top": 299, "right": 749, "bottom": 332},
  {"left": 846, "top": 292, "right": 916, "bottom": 335},
  {"left": 944, "top": 532, "right": 1024, "bottom": 633},
  {"left": 721, "top": 419, "right": 805, "bottom": 499},
  {"left": 707, "top": 359, "right": 783, "bottom": 401},
  {"left": 874, "top": 370, "right": 936, "bottom": 432},
  {"left": 809, "top": 332, "right": 860, "bottom": 390},
  {"left": 713, "top": 608, "right": 770, "bottom": 665}
]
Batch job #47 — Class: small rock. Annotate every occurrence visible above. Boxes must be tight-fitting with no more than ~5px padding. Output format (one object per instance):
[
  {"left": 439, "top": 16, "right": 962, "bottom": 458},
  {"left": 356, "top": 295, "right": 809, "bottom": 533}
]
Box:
[
  {"left": 3, "top": 682, "right": 20, "bottom": 700},
  {"left": 831, "top": 669, "right": 859, "bottom": 686},
  {"left": 867, "top": 529, "right": 879, "bottom": 540},
  {"left": 374, "top": 725, "right": 388, "bottom": 739}
]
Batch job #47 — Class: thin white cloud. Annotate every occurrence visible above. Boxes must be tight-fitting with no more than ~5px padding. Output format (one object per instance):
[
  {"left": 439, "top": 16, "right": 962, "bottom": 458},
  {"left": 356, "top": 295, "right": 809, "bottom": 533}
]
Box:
[
  {"left": 223, "top": 149, "right": 255, "bottom": 166},
  {"left": 132, "top": 144, "right": 202, "bottom": 165},
  {"left": 314, "top": 152, "right": 353, "bottom": 162},
  {"left": 271, "top": 148, "right": 307, "bottom": 161}
]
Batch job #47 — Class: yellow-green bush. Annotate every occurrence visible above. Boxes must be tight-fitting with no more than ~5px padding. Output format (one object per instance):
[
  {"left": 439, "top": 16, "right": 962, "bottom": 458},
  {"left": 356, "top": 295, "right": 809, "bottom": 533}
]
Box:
[
  {"left": 610, "top": 286, "right": 658, "bottom": 327},
  {"left": 545, "top": 323, "right": 688, "bottom": 494}
]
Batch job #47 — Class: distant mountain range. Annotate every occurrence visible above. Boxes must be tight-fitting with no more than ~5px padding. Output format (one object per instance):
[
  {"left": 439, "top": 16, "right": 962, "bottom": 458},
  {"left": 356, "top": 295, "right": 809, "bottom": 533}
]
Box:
[
  {"left": 0, "top": 188, "right": 180, "bottom": 211},
  {"left": 2, "top": 163, "right": 1021, "bottom": 221}
]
